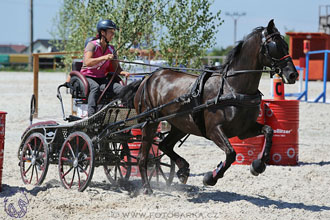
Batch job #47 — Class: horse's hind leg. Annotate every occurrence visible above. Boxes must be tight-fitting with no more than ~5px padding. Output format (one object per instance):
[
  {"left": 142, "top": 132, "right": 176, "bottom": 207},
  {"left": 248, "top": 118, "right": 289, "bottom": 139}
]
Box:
[
  {"left": 158, "top": 125, "right": 190, "bottom": 184},
  {"left": 138, "top": 123, "right": 159, "bottom": 194},
  {"left": 203, "top": 125, "right": 236, "bottom": 186}
]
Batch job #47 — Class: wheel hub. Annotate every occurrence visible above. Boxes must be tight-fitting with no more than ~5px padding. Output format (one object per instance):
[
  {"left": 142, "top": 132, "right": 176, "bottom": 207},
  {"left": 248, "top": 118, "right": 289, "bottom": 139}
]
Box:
[
  {"left": 31, "top": 155, "right": 36, "bottom": 165},
  {"left": 73, "top": 158, "right": 78, "bottom": 168}
]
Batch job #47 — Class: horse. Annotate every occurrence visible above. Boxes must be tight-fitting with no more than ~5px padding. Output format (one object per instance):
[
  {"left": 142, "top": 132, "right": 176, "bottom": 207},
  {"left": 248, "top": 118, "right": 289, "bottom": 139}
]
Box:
[{"left": 119, "top": 19, "right": 298, "bottom": 194}]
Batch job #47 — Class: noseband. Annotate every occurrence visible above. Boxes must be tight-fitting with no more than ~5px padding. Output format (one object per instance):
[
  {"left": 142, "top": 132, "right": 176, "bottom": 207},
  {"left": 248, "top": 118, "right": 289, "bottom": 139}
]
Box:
[{"left": 261, "top": 30, "right": 293, "bottom": 77}]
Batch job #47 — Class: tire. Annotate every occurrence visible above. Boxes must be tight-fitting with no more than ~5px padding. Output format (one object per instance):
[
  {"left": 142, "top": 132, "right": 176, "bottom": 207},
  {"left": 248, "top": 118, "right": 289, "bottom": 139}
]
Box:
[
  {"left": 58, "top": 131, "right": 94, "bottom": 192},
  {"left": 20, "top": 133, "right": 49, "bottom": 186},
  {"left": 103, "top": 142, "right": 132, "bottom": 185}
]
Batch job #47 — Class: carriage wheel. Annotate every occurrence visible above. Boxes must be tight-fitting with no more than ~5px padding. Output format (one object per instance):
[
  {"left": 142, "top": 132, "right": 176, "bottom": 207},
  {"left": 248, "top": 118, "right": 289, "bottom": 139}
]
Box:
[
  {"left": 58, "top": 131, "right": 94, "bottom": 192},
  {"left": 147, "top": 146, "right": 175, "bottom": 187},
  {"left": 20, "top": 133, "right": 49, "bottom": 186},
  {"left": 103, "top": 142, "right": 131, "bottom": 185}
]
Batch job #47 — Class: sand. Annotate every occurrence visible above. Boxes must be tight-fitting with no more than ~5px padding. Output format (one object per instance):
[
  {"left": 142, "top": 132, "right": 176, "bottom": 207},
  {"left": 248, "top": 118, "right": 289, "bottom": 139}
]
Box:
[{"left": 0, "top": 71, "right": 330, "bottom": 220}]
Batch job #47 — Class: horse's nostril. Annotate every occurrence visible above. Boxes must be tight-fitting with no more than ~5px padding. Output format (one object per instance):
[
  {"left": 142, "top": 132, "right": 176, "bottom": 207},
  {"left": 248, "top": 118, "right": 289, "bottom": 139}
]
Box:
[{"left": 290, "top": 72, "right": 298, "bottom": 80}]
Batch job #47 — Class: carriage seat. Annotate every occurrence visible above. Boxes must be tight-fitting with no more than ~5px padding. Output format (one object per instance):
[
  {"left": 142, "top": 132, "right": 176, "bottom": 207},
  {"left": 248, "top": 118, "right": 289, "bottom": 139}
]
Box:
[{"left": 67, "top": 59, "right": 122, "bottom": 103}]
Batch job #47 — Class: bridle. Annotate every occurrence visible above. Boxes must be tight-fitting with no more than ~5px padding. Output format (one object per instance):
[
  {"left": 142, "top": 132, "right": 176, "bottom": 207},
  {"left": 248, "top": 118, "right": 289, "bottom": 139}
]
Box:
[{"left": 261, "top": 29, "right": 293, "bottom": 78}]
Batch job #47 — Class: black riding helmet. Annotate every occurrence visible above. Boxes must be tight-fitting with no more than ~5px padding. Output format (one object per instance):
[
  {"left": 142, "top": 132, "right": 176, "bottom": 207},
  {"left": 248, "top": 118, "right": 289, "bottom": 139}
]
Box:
[
  {"left": 97, "top": 19, "right": 118, "bottom": 32},
  {"left": 97, "top": 19, "right": 118, "bottom": 44}
]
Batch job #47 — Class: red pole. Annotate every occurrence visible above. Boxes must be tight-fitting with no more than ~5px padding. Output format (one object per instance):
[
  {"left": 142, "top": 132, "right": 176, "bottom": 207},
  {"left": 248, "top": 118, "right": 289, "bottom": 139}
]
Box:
[{"left": 0, "top": 111, "right": 7, "bottom": 192}]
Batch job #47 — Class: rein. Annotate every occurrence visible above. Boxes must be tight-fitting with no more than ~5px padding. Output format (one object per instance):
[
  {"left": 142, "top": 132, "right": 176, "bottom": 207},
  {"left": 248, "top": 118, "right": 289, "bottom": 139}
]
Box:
[{"left": 114, "top": 59, "right": 280, "bottom": 77}]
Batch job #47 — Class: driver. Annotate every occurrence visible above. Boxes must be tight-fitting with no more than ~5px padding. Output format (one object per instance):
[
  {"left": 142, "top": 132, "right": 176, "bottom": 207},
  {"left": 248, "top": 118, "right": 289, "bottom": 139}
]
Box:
[{"left": 80, "top": 19, "right": 130, "bottom": 116}]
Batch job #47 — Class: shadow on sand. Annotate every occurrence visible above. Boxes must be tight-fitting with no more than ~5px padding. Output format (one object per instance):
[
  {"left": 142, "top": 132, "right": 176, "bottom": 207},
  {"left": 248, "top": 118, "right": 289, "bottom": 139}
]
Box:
[
  {"left": 188, "top": 190, "right": 330, "bottom": 212},
  {"left": 0, "top": 179, "right": 61, "bottom": 198}
]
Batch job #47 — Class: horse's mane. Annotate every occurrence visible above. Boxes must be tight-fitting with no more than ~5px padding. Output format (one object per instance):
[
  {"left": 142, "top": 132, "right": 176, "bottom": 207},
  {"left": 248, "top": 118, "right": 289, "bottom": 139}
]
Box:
[{"left": 220, "top": 26, "right": 264, "bottom": 72}]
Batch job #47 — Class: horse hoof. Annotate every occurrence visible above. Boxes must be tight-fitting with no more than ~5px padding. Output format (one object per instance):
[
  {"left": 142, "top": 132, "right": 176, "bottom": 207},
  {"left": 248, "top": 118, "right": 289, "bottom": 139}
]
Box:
[
  {"left": 179, "top": 176, "right": 188, "bottom": 184},
  {"left": 143, "top": 187, "right": 153, "bottom": 195},
  {"left": 250, "top": 159, "right": 266, "bottom": 176},
  {"left": 250, "top": 165, "right": 259, "bottom": 176},
  {"left": 203, "top": 172, "right": 217, "bottom": 186},
  {"left": 177, "top": 167, "right": 190, "bottom": 184}
]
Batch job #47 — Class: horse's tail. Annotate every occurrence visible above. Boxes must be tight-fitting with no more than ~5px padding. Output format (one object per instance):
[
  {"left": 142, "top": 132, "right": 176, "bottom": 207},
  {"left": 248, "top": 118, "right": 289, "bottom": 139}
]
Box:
[{"left": 117, "top": 79, "right": 143, "bottom": 108}]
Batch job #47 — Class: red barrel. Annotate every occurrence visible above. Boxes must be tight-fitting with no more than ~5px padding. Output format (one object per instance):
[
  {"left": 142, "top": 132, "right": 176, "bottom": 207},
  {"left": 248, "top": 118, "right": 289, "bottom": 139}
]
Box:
[
  {"left": 268, "top": 144, "right": 299, "bottom": 165},
  {"left": 230, "top": 100, "right": 265, "bottom": 165},
  {"left": 264, "top": 100, "right": 299, "bottom": 165},
  {"left": 0, "top": 111, "right": 7, "bottom": 192},
  {"left": 127, "top": 127, "right": 161, "bottom": 176},
  {"left": 232, "top": 144, "right": 263, "bottom": 165}
]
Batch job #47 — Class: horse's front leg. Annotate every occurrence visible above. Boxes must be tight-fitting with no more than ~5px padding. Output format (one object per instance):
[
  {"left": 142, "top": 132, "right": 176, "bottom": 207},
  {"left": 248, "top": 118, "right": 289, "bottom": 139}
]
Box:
[
  {"left": 203, "top": 125, "right": 236, "bottom": 186},
  {"left": 238, "top": 122, "right": 273, "bottom": 176},
  {"left": 138, "top": 123, "right": 158, "bottom": 195}
]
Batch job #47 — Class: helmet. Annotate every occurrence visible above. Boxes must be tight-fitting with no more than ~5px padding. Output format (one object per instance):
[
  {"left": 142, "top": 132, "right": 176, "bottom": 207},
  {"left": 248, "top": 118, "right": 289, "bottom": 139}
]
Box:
[{"left": 97, "top": 19, "right": 118, "bottom": 32}]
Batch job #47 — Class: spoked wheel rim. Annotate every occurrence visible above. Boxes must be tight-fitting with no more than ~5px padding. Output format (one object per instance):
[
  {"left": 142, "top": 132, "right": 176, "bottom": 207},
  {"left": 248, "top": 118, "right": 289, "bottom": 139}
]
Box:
[
  {"left": 147, "top": 146, "right": 175, "bottom": 187},
  {"left": 58, "top": 131, "right": 94, "bottom": 192},
  {"left": 103, "top": 142, "right": 131, "bottom": 185},
  {"left": 20, "top": 133, "right": 49, "bottom": 186}
]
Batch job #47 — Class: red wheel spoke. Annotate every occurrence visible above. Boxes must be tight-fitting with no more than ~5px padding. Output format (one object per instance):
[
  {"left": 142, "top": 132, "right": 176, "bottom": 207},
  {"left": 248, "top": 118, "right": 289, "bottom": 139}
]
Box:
[
  {"left": 61, "top": 166, "right": 73, "bottom": 178},
  {"left": 33, "top": 137, "right": 37, "bottom": 150},
  {"left": 29, "top": 165, "right": 35, "bottom": 184},
  {"left": 75, "top": 136, "right": 80, "bottom": 156},
  {"left": 158, "top": 166, "right": 168, "bottom": 181},
  {"left": 78, "top": 164, "right": 89, "bottom": 177},
  {"left": 76, "top": 168, "right": 81, "bottom": 188},
  {"left": 81, "top": 142, "right": 87, "bottom": 152},
  {"left": 35, "top": 165, "right": 39, "bottom": 183},
  {"left": 24, "top": 164, "right": 32, "bottom": 175},
  {"left": 84, "top": 157, "right": 91, "bottom": 161},
  {"left": 36, "top": 140, "right": 43, "bottom": 156},
  {"left": 61, "top": 157, "right": 70, "bottom": 162},
  {"left": 66, "top": 142, "right": 75, "bottom": 158},
  {"left": 156, "top": 165, "right": 159, "bottom": 183},
  {"left": 117, "top": 164, "right": 123, "bottom": 179},
  {"left": 159, "top": 162, "right": 172, "bottom": 167},
  {"left": 27, "top": 143, "right": 33, "bottom": 154},
  {"left": 69, "top": 168, "right": 76, "bottom": 188},
  {"left": 148, "top": 167, "right": 156, "bottom": 182},
  {"left": 114, "top": 165, "right": 118, "bottom": 180}
]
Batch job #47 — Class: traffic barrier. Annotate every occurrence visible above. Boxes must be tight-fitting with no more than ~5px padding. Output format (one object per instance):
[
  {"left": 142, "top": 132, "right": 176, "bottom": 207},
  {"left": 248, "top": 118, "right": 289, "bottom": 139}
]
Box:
[{"left": 0, "top": 111, "right": 7, "bottom": 192}]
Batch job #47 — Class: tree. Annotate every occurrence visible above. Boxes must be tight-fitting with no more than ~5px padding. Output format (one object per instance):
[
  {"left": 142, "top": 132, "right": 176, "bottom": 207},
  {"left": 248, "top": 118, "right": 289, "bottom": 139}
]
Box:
[
  {"left": 51, "top": 0, "right": 222, "bottom": 70},
  {"left": 156, "top": 0, "right": 222, "bottom": 67}
]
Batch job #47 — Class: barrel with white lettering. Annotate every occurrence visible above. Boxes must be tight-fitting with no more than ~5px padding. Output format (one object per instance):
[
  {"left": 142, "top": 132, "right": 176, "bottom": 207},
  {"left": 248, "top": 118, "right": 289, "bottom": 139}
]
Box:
[{"left": 264, "top": 100, "right": 299, "bottom": 165}]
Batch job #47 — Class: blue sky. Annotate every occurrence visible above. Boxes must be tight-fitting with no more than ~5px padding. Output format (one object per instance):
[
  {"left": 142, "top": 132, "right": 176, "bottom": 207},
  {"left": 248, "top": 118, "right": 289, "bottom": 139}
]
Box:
[{"left": 1, "top": 0, "right": 330, "bottom": 49}]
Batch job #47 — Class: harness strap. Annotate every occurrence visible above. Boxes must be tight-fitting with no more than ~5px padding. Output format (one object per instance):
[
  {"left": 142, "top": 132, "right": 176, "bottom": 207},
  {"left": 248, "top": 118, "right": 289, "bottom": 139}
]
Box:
[{"left": 189, "top": 71, "right": 213, "bottom": 138}]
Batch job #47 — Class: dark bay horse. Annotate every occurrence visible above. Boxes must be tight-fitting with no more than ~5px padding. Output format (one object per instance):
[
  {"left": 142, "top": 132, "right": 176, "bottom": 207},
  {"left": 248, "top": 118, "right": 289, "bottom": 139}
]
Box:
[{"left": 120, "top": 20, "right": 298, "bottom": 194}]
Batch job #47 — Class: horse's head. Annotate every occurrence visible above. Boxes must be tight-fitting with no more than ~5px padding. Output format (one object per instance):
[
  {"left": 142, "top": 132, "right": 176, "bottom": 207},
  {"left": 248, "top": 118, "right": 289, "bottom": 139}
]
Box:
[{"left": 261, "top": 20, "right": 298, "bottom": 84}]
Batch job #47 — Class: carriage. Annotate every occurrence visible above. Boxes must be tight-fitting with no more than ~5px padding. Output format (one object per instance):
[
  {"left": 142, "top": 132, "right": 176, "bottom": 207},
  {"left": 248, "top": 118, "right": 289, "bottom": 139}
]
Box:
[
  {"left": 17, "top": 61, "right": 176, "bottom": 192},
  {"left": 18, "top": 20, "right": 299, "bottom": 194}
]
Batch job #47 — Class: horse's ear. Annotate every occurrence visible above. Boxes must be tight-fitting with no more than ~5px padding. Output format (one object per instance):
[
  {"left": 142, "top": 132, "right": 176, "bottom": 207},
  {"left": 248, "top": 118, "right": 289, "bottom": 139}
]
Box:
[{"left": 267, "top": 19, "right": 275, "bottom": 33}]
